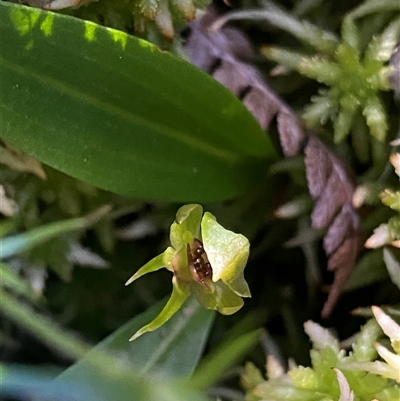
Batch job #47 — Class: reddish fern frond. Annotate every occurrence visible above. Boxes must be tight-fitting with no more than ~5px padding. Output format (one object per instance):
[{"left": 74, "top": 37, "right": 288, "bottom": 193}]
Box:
[
  {"left": 185, "top": 6, "right": 360, "bottom": 316},
  {"left": 304, "top": 136, "right": 360, "bottom": 316}
]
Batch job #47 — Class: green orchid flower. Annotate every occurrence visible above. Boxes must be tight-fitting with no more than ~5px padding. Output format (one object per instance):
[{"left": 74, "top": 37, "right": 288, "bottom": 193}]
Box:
[{"left": 126, "top": 204, "right": 251, "bottom": 340}]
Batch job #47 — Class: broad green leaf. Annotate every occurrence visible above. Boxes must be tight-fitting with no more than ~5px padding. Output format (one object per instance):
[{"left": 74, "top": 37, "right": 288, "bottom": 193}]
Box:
[
  {"left": 0, "top": 290, "right": 213, "bottom": 400},
  {"left": 2, "top": 363, "right": 210, "bottom": 401},
  {"left": 190, "top": 329, "right": 261, "bottom": 389},
  {"left": 61, "top": 296, "right": 215, "bottom": 377},
  {"left": 0, "top": 205, "right": 110, "bottom": 259},
  {"left": 0, "top": 2, "right": 276, "bottom": 203},
  {"left": 1, "top": 364, "right": 95, "bottom": 401}
]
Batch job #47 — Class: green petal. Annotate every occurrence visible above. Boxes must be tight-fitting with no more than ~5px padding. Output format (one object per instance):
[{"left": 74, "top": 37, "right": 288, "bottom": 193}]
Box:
[
  {"left": 171, "top": 242, "right": 193, "bottom": 283},
  {"left": 170, "top": 204, "right": 203, "bottom": 251},
  {"left": 129, "top": 277, "right": 190, "bottom": 341},
  {"left": 192, "top": 280, "right": 244, "bottom": 315},
  {"left": 201, "top": 212, "right": 251, "bottom": 297},
  {"left": 125, "top": 247, "right": 175, "bottom": 285}
]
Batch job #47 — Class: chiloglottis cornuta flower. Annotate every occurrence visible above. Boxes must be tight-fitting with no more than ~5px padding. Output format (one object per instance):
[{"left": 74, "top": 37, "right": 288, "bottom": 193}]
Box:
[{"left": 125, "top": 204, "right": 251, "bottom": 340}]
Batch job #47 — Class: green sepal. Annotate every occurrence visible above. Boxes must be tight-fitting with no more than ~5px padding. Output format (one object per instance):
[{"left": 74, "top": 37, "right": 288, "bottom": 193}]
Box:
[
  {"left": 125, "top": 247, "right": 175, "bottom": 286},
  {"left": 201, "top": 212, "right": 251, "bottom": 297},
  {"left": 191, "top": 280, "right": 244, "bottom": 315},
  {"left": 129, "top": 277, "right": 190, "bottom": 341},
  {"left": 170, "top": 204, "right": 203, "bottom": 251}
]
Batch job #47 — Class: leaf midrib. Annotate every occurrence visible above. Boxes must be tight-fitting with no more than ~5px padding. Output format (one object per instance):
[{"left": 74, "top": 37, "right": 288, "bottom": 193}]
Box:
[{"left": 0, "top": 56, "right": 241, "bottom": 164}]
